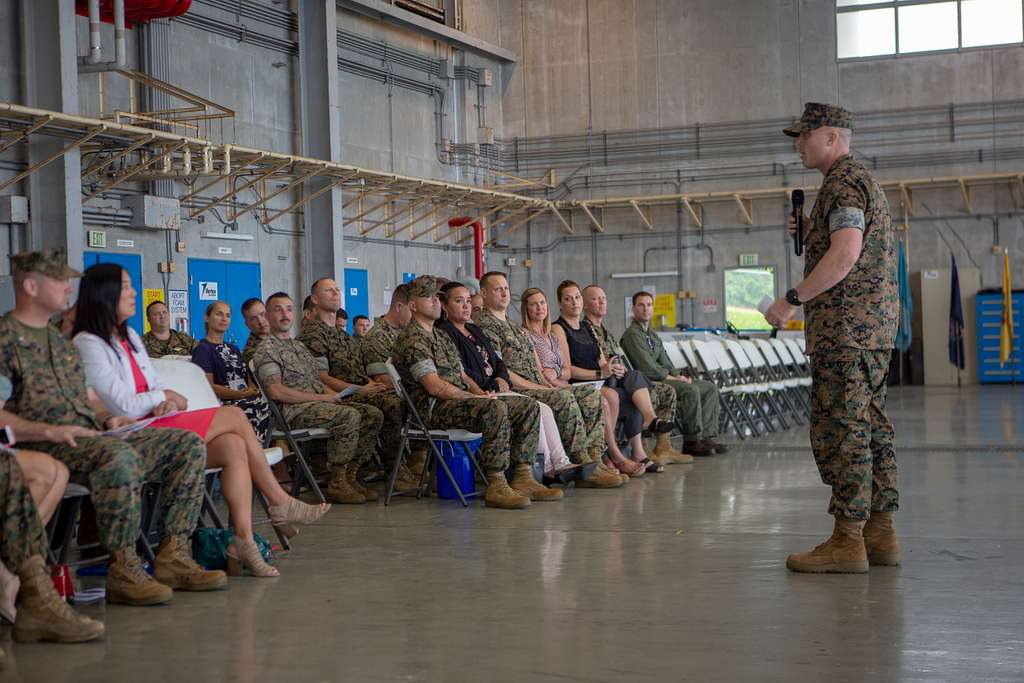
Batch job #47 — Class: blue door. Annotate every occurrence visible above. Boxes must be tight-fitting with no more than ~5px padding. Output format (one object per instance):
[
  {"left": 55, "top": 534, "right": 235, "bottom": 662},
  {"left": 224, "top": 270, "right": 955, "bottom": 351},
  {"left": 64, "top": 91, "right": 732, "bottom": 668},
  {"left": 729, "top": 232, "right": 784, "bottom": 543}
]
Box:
[
  {"left": 188, "top": 259, "right": 262, "bottom": 348},
  {"left": 84, "top": 251, "right": 144, "bottom": 336},
  {"left": 343, "top": 268, "right": 369, "bottom": 334}
]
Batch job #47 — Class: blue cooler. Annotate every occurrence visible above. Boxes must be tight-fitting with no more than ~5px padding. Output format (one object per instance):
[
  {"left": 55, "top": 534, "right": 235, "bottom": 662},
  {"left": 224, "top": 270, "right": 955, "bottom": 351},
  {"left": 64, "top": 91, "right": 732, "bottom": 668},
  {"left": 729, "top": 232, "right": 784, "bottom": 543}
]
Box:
[{"left": 435, "top": 438, "right": 482, "bottom": 500}]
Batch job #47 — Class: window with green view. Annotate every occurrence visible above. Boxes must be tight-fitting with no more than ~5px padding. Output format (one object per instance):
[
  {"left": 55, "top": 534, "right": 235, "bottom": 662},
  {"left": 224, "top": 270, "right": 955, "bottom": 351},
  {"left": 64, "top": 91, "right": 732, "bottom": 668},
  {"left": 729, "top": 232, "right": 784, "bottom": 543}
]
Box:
[{"left": 724, "top": 266, "right": 776, "bottom": 331}]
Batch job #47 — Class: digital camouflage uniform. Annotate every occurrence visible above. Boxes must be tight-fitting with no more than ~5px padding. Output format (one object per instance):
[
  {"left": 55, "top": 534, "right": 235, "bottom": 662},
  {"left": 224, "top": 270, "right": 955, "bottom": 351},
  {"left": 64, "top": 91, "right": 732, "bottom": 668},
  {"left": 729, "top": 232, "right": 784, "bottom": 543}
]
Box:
[
  {"left": 251, "top": 335, "right": 382, "bottom": 469},
  {"left": 297, "top": 317, "right": 405, "bottom": 462},
  {"left": 142, "top": 329, "right": 198, "bottom": 358},
  {"left": 476, "top": 309, "right": 605, "bottom": 461},
  {"left": 361, "top": 315, "right": 401, "bottom": 379},
  {"left": 585, "top": 318, "right": 677, "bottom": 423},
  {"left": 0, "top": 313, "right": 206, "bottom": 553},
  {"left": 801, "top": 143, "right": 899, "bottom": 520},
  {"left": 392, "top": 314, "right": 539, "bottom": 472},
  {"left": 242, "top": 332, "right": 268, "bottom": 366},
  {"left": 0, "top": 447, "right": 48, "bottom": 571},
  {"left": 620, "top": 320, "right": 720, "bottom": 441}
]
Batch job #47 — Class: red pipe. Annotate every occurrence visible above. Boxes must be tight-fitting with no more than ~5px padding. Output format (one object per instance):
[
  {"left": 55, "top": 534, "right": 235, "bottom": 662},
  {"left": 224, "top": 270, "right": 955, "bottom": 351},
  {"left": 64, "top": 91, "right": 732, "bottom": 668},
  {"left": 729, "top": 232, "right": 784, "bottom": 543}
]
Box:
[
  {"left": 472, "top": 221, "right": 484, "bottom": 279},
  {"left": 76, "top": 0, "right": 191, "bottom": 25},
  {"left": 448, "top": 216, "right": 485, "bottom": 279}
]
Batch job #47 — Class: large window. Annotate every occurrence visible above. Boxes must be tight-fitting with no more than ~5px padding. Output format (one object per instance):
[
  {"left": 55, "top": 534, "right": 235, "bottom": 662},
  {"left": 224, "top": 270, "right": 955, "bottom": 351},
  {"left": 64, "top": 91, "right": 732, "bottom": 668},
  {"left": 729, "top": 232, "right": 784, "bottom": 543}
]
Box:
[
  {"left": 724, "top": 267, "right": 776, "bottom": 332},
  {"left": 837, "top": 0, "right": 1024, "bottom": 59}
]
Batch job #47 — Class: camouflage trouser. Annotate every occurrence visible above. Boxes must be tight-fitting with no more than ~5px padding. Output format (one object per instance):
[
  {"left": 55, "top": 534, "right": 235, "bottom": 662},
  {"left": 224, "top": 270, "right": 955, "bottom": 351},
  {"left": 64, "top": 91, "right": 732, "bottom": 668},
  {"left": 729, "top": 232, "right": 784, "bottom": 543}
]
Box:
[
  {"left": 427, "top": 394, "right": 540, "bottom": 471},
  {"left": 810, "top": 348, "right": 899, "bottom": 520},
  {"left": 651, "top": 381, "right": 677, "bottom": 424},
  {"left": 349, "top": 390, "right": 405, "bottom": 466},
  {"left": 567, "top": 383, "right": 605, "bottom": 453},
  {"left": 288, "top": 401, "right": 378, "bottom": 469},
  {"left": 0, "top": 450, "right": 48, "bottom": 571},
  {"left": 661, "top": 378, "right": 720, "bottom": 440},
  {"left": 31, "top": 428, "right": 206, "bottom": 552}
]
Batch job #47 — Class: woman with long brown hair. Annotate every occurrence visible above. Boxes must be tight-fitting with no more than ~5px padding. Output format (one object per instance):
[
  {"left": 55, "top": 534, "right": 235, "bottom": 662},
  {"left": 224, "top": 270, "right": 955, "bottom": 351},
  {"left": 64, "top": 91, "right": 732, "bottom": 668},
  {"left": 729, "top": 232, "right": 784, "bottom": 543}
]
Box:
[{"left": 550, "top": 280, "right": 670, "bottom": 476}]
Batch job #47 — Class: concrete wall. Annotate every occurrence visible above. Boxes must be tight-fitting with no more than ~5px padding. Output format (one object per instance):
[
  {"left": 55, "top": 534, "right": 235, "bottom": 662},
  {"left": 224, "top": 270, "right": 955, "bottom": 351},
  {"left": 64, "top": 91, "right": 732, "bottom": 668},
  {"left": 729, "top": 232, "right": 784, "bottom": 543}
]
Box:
[{"left": 493, "top": 0, "right": 1024, "bottom": 334}]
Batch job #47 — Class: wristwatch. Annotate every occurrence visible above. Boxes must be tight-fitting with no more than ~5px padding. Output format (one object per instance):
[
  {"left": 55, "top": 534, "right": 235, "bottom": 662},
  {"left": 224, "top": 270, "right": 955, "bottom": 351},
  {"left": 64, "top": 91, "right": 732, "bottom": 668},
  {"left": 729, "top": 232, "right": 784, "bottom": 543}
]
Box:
[{"left": 785, "top": 288, "right": 803, "bottom": 307}]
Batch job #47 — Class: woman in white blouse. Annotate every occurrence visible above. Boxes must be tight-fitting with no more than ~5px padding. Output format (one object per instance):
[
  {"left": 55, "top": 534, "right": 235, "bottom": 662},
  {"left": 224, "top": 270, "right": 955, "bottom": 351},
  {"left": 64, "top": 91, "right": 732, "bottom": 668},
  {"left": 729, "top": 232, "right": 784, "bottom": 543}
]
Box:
[{"left": 73, "top": 265, "right": 328, "bottom": 577}]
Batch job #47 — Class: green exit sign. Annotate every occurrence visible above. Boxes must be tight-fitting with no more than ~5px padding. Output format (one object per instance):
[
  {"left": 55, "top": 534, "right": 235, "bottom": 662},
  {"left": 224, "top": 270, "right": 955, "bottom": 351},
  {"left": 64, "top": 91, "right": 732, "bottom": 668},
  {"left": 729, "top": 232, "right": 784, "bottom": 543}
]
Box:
[
  {"left": 739, "top": 253, "right": 758, "bottom": 266},
  {"left": 88, "top": 230, "right": 106, "bottom": 248}
]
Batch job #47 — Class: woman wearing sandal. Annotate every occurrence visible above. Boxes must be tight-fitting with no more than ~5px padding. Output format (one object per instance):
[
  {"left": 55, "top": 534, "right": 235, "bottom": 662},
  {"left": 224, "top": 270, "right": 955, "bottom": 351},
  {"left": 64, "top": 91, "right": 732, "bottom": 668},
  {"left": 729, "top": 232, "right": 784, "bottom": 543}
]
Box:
[
  {"left": 550, "top": 281, "right": 670, "bottom": 476},
  {"left": 72, "top": 265, "right": 330, "bottom": 578},
  {"left": 435, "top": 283, "right": 589, "bottom": 486}
]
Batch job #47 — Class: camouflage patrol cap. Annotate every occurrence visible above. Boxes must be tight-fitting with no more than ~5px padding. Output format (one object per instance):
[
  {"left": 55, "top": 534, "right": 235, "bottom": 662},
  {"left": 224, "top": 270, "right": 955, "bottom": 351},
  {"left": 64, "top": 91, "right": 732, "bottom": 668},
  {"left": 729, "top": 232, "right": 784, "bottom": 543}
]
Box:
[
  {"left": 783, "top": 102, "right": 854, "bottom": 137},
  {"left": 9, "top": 248, "right": 82, "bottom": 279},
  {"left": 406, "top": 275, "right": 439, "bottom": 299}
]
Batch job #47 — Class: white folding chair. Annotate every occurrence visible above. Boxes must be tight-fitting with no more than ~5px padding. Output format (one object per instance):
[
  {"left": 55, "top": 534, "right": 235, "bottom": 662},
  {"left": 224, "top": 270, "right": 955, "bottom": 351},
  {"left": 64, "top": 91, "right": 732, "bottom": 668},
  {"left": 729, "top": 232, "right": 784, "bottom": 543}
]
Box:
[
  {"left": 751, "top": 339, "right": 805, "bottom": 425},
  {"left": 769, "top": 338, "right": 811, "bottom": 413},
  {"left": 737, "top": 339, "right": 793, "bottom": 431},
  {"left": 718, "top": 339, "right": 777, "bottom": 438},
  {"left": 383, "top": 361, "right": 485, "bottom": 507}
]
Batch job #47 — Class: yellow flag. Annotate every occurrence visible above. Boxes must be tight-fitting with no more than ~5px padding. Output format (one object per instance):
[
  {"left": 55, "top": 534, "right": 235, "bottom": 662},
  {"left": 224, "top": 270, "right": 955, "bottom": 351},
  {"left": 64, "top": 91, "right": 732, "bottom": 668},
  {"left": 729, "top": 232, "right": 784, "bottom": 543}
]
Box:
[{"left": 1000, "top": 249, "right": 1014, "bottom": 366}]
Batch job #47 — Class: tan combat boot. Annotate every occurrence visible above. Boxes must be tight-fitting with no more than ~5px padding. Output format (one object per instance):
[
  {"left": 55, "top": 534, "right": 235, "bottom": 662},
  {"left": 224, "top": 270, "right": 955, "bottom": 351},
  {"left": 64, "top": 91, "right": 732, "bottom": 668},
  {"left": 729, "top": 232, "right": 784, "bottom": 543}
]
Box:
[
  {"left": 407, "top": 447, "right": 429, "bottom": 478},
  {"left": 153, "top": 535, "right": 228, "bottom": 591},
  {"left": 484, "top": 471, "right": 531, "bottom": 509},
  {"left": 510, "top": 463, "right": 564, "bottom": 501},
  {"left": 654, "top": 433, "right": 693, "bottom": 464},
  {"left": 575, "top": 449, "right": 624, "bottom": 488},
  {"left": 393, "top": 462, "right": 421, "bottom": 492},
  {"left": 107, "top": 548, "right": 173, "bottom": 606},
  {"left": 786, "top": 518, "right": 869, "bottom": 574},
  {"left": 863, "top": 512, "right": 901, "bottom": 566},
  {"left": 347, "top": 462, "right": 379, "bottom": 502},
  {"left": 326, "top": 463, "right": 366, "bottom": 504},
  {"left": 12, "top": 556, "right": 104, "bottom": 643}
]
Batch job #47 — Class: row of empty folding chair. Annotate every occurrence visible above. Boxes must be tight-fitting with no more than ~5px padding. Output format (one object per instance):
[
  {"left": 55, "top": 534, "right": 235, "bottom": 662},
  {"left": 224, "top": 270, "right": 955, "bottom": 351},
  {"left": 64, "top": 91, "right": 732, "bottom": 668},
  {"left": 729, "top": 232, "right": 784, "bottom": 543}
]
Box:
[{"left": 656, "top": 333, "right": 813, "bottom": 440}]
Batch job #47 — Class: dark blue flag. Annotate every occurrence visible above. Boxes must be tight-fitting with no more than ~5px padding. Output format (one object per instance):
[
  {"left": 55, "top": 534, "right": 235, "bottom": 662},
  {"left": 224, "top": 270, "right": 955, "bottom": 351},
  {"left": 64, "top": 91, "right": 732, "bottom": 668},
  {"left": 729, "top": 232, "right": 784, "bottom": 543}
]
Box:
[
  {"left": 949, "top": 253, "right": 965, "bottom": 370},
  {"left": 895, "top": 240, "right": 912, "bottom": 352}
]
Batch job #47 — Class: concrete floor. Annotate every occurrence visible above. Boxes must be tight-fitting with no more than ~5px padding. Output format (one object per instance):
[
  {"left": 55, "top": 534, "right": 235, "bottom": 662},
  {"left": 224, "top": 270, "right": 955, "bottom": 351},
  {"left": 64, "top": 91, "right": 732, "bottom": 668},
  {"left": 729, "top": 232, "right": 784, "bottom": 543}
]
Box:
[{"left": 3, "top": 385, "right": 1023, "bottom": 682}]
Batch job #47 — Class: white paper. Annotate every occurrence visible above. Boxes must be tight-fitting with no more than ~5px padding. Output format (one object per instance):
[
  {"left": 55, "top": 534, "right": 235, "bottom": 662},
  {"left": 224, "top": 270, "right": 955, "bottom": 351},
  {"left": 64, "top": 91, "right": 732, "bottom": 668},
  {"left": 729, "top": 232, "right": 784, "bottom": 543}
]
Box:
[
  {"left": 335, "top": 385, "right": 359, "bottom": 400},
  {"left": 102, "top": 414, "right": 172, "bottom": 438}
]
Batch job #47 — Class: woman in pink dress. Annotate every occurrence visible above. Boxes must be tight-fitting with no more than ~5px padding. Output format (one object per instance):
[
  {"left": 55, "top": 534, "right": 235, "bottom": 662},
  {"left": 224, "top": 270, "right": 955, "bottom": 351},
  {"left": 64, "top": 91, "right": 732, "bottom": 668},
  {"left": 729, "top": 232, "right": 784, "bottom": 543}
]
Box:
[{"left": 73, "top": 265, "right": 329, "bottom": 577}]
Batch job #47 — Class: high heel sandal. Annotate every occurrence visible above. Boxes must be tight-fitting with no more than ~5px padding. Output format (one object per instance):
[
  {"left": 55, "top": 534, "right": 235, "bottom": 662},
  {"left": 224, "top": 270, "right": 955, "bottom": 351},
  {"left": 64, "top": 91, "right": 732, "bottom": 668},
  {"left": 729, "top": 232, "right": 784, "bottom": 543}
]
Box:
[
  {"left": 543, "top": 462, "right": 597, "bottom": 487},
  {"left": 613, "top": 459, "right": 645, "bottom": 477},
  {"left": 226, "top": 538, "right": 280, "bottom": 578},
  {"left": 269, "top": 497, "right": 331, "bottom": 539}
]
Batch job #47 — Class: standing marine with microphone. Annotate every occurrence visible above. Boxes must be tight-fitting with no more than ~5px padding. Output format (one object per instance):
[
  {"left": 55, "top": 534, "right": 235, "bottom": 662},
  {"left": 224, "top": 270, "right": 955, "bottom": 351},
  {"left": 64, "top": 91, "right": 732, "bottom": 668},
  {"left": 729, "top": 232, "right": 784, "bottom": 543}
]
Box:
[{"left": 764, "top": 103, "right": 900, "bottom": 574}]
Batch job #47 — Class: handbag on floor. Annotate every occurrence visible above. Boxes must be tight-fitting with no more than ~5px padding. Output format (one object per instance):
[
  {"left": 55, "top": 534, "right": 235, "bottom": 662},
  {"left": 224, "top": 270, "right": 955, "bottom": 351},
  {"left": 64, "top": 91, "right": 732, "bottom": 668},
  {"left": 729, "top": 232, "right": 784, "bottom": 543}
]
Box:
[{"left": 192, "top": 528, "right": 274, "bottom": 571}]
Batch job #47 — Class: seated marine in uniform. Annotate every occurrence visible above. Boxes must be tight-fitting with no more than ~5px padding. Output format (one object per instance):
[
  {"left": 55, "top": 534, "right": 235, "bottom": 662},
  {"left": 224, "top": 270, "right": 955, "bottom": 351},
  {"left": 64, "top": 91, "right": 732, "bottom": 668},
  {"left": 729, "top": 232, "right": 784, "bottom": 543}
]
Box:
[
  {"left": 297, "top": 278, "right": 417, "bottom": 492},
  {"left": 620, "top": 291, "right": 726, "bottom": 457},
  {"left": 391, "top": 276, "right": 554, "bottom": 508},
  {"left": 141, "top": 300, "right": 198, "bottom": 358},
  {"left": 0, "top": 248, "right": 223, "bottom": 607},
  {"left": 252, "top": 292, "right": 383, "bottom": 505}
]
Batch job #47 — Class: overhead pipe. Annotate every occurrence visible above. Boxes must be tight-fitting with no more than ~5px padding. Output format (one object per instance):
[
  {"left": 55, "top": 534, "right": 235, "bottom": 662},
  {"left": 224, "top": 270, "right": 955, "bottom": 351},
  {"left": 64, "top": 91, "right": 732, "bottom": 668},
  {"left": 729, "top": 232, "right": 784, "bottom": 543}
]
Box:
[
  {"left": 87, "top": 0, "right": 102, "bottom": 64},
  {"left": 448, "top": 217, "right": 484, "bottom": 278},
  {"left": 79, "top": 0, "right": 126, "bottom": 73}
]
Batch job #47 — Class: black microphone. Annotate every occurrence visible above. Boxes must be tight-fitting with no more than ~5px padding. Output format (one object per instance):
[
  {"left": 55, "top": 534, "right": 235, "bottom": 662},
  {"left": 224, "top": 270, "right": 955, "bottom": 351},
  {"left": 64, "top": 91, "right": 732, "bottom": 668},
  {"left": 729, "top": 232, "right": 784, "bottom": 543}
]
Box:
[{"left": 791, "top": 189, "right": 804, "bottom": 256}]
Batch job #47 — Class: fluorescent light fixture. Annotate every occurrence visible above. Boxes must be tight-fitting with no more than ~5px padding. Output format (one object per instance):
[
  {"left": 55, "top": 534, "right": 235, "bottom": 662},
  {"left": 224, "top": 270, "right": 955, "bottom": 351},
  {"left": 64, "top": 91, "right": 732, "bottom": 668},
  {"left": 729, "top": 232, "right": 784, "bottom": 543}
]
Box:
[
  {"left": 200, "top": 231, "right": 254, "bottom": 242},
  {"left": 610, "top": 271, "right": 678, "bottom": 279}
]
